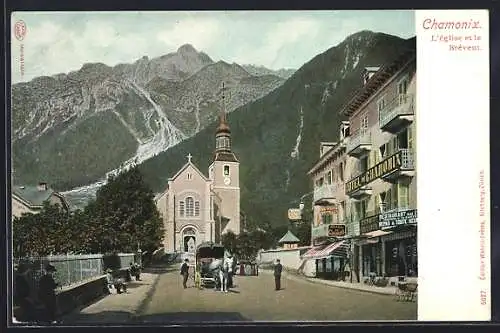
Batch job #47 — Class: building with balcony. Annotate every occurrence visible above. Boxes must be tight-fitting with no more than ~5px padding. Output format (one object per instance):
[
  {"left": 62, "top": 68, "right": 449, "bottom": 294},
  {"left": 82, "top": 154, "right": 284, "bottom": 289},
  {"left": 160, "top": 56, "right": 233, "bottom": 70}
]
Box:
[
  {"left": 339, "top": 38, "right": 417, "bottom": 284},
  {"left": 307, "top": 122, "right": 351, "bottom": 245},
  {"left": 302, "top": 122, "right": 352, "bottom": 279}
]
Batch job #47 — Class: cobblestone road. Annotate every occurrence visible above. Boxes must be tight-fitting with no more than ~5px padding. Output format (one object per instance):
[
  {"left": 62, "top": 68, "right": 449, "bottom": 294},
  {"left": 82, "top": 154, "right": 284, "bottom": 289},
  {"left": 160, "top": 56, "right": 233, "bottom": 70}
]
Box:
[{"left": 138, "top": 271, "right": 417, "bottom": 322}]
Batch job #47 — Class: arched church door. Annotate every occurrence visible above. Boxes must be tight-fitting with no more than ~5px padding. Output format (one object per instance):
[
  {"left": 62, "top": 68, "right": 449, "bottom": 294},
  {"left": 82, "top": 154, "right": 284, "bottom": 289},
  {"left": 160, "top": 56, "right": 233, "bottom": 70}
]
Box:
[{"left": 183, "top": 227, "right": 196, "bottom": 253}]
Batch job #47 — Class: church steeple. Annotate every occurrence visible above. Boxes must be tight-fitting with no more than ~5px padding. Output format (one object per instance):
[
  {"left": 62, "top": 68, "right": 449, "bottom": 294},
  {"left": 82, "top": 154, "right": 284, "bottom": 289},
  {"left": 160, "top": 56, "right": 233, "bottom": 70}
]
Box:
[{"left": 215, "top": 82, "right": 232, "bottom": 155}]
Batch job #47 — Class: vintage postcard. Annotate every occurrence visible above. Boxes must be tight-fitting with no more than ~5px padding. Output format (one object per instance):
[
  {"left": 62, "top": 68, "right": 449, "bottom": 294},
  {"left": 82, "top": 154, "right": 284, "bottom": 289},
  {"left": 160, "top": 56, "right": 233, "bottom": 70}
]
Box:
[{"left": 8, "top": 9, "right": 490, "bottom": 325}]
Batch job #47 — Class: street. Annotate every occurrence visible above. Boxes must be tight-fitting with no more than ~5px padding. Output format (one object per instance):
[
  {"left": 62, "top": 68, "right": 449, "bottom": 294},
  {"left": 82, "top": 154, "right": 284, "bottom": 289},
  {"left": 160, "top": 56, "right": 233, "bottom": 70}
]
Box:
[{"left": 137, "top": 270, "right": 417, "bottom": 322}]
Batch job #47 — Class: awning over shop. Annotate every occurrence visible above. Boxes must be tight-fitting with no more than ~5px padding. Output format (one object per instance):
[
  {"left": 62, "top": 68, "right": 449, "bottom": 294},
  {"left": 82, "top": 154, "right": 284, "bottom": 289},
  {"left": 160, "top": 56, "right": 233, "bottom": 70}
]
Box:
[
  {"left": 302, "top": 241, "right": 347, "bottom": 259},
  {"left": 363, "top": 230, "right": 393, "bottom": 238}
]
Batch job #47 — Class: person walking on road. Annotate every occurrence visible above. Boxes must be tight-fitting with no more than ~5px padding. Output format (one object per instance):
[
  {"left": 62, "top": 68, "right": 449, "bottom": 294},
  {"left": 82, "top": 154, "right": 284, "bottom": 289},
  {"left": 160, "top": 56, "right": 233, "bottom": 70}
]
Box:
[
  {"left": 274, "top": 259, "right": 283, "bottom": 291},
  {"left": 180, "top": 259, "right": 190, "bottom": 289}
]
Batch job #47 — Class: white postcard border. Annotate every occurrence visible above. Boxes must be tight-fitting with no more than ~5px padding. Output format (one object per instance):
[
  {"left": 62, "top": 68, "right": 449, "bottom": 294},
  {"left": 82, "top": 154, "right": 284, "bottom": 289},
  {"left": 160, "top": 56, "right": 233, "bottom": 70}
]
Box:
[{"left": 416, "top": 9, "right": 490, "bottom": 321}]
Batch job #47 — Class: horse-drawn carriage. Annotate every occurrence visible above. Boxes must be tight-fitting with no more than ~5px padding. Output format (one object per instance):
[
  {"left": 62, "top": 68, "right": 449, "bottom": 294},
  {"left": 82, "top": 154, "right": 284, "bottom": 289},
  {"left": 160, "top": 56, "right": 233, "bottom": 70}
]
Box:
[{"left": 195, "top": 242, "right": 235, "bottom": 291}]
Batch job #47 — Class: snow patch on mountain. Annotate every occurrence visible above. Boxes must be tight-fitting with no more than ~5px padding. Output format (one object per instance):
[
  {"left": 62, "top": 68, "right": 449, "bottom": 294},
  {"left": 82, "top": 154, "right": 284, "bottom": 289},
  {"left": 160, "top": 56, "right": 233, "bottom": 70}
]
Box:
[
  {"left": 62, "top": 80, "right": 186, "bottom": 203},
  {"left": 290, "top": 106, "right": 304, "bottom": 159}
]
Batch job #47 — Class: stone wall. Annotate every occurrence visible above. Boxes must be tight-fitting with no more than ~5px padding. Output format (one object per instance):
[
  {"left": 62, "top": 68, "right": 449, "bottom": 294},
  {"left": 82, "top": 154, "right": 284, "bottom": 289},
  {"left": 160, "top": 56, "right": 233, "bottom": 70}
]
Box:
[{"left": 258, "top": 247, "right": 310, "bottom": 270}]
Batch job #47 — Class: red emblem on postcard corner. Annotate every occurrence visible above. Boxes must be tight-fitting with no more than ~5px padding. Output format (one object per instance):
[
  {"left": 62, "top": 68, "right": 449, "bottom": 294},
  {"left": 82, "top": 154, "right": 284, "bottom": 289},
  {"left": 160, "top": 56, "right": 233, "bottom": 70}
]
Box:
[{"left": 14, "top": 20, "right": 27, "bottom": 41}]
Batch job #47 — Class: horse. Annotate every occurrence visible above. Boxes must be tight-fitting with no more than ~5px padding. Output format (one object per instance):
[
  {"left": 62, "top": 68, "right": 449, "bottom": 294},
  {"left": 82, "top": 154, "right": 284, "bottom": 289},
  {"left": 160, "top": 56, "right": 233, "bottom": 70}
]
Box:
[{"left": 219, "top": 256, "right": 234, "bottom": 293}]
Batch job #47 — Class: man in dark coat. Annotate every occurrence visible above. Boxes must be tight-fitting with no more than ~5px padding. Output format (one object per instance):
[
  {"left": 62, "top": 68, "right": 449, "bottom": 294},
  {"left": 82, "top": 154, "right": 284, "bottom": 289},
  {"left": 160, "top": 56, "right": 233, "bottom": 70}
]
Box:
[
  {"left": 180, "top": 259, "right": 189, "bottom": 289},
  {"left": 14, "top": 263, "right": 35, "bottom": 321},
  {"left": 38, "top": 264, "right": 58, "bottom": 323},
  {"left": 274, "top": 259, "right": 283, "bottom": 291}
]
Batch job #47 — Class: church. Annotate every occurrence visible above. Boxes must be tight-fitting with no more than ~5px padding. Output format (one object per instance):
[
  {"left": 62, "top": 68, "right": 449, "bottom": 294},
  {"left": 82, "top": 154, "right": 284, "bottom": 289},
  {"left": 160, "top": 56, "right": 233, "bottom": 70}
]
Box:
[{"left": 156, "top": 86, "right": 241, "bottom": 254}]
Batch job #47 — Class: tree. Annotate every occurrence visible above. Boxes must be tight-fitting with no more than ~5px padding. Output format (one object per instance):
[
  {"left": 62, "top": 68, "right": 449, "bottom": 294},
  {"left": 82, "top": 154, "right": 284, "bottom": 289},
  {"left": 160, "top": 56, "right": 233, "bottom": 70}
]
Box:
[
  {"left": 221, "top": 231, "right": 238, "bottom": 255},
  {"left": 92, "top": 166, "right": 164, "bottom": 254},
  {"left": 292, "top": 220, "right": 312, "bottom": 246},
  {"left": 13, "top": 166, "right": 164, "bottom": 257}
]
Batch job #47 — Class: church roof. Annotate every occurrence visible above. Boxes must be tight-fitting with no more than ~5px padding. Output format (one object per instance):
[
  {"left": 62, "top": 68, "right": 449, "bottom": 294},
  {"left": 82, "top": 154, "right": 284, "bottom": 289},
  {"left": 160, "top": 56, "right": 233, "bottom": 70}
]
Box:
[
  {"left": 216, "top": 119, "right": 231, "bottom": 134},
  {"left": 214, "top": 151, "right": 239, "bottom": 162},
  {"left": 278, "top": 230, "right": 300, "bottom": 244},
  {"left": 168, "top": 155, "right": 209, "bottom": 181}
]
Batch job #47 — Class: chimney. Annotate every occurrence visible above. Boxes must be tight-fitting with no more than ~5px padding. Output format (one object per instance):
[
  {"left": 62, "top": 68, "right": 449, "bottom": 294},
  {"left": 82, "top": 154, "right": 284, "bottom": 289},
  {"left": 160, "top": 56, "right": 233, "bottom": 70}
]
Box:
[
  {"left": 362, "top": 67, "right": 381, "bottom": 85},
  {"left": 37, "top": 182, "right": 48, "bottom": 191}
]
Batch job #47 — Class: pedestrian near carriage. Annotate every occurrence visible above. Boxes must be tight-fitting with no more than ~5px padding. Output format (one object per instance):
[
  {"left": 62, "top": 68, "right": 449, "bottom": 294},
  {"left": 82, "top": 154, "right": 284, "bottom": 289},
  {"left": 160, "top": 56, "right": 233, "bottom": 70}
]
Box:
[
  {"left": 274, "top": 259, "right": 283, "bottom": 291},
  {"left": 180, "top": 259, "right": 190, "bottom": 289},
  {"left": 38, "top": 264, "right": 58, "bottom": 324}
]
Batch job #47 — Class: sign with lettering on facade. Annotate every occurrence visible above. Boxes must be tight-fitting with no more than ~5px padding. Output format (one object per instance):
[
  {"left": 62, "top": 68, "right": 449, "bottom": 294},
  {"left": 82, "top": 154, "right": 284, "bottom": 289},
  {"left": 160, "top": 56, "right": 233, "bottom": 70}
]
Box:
[
  {"left": 288, "top": 209, "right": 302, "bottom": 221},
  {"left": 359, "top": 214, "right": 381, "bottom": 234},
  {"left": 320, "top": 206, "right": 337, "bottom": 213},
  {"left": 328, "top": 224, "right": 346, "bottom": 237},
  {"left": 345, "top": 151, "right": 403, "bottom": 194},
  {"left": 379, "top": 209, "right": 417, "bottom": 230}
]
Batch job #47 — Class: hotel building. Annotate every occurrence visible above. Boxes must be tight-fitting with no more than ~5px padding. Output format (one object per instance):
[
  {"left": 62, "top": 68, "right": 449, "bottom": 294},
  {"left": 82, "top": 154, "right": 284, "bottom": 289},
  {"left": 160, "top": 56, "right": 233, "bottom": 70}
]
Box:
[{"left": 305, "top": 42, "right": 417, "bottom": 283}]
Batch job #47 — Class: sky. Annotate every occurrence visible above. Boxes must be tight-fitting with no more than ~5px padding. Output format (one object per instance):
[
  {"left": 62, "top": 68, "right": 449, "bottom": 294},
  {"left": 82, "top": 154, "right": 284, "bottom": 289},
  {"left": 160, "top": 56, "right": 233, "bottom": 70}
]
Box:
[{"left": 11, "top": 10, "right": 415, "bottom": 83}]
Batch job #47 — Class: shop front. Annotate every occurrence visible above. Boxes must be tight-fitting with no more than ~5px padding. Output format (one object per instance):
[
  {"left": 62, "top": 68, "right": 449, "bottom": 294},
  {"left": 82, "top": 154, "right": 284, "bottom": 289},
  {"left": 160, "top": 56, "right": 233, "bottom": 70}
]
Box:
[
  {"left": 316, "top": 256, "right": 346, "bottom": 280},
  {"left": 302, "top": 240, "right": 349, "bottom": 280},
  {"left": 357, "top": 214, "right": 386, "bottom": 278},
  {"left": 379, "top": 208, "right": 418, "bottom": 278}
]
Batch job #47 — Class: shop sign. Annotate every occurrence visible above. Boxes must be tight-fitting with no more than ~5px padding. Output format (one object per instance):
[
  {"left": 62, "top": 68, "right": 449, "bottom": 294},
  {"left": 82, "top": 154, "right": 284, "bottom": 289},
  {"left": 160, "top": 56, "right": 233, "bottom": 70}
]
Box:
[
  {"left": 328, "top": 224, "right": 346, "bottom": 237},
  {"left": 320, "top": 206, "right": 337, "bottom": 213},
  {"left": 379, "top": 209, "right": 417, "bottom": 230},
  {"left": 360, "top": 214, "right": 381, "bottom": 234},
  {"left": 288, "top": 208, "right": 302, "bottom": 221},
  {"left": 346, "top": 151, "right": 403, "bottom": 194}
]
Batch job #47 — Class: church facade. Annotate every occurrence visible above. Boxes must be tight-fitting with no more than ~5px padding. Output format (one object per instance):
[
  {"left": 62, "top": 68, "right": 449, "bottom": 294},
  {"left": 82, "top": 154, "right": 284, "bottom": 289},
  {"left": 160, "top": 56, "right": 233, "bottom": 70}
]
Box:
[{"left": 156, "top": 87, "right": 241, "bottom": 254}]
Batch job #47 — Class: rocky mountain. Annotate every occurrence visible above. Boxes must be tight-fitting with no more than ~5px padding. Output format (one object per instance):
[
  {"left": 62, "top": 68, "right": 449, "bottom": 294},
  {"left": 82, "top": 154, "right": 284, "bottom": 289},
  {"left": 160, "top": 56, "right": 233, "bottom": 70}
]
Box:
[
  {"left": 135, "top": 31, "right": 415, "bottom": 228},
  {"left": 11, "top": 44, "right": 285, "bottom": 191},
  {"left": 242, "top": 65, "right": 296, "bottom": 80}
]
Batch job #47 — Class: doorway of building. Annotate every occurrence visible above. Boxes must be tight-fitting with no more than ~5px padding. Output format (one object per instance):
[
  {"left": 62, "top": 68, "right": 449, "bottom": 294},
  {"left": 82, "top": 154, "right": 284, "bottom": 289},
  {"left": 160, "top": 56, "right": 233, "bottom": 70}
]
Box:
[{"left": 183, "top": 227, "right": 196, "bottom": 253}]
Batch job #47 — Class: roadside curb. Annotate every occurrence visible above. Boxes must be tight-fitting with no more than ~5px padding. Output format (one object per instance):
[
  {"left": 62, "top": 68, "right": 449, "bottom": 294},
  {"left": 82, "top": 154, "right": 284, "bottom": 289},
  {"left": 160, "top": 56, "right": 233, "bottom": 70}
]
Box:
[{"left": 260, "top": 269, "right": 396, "bottom": 296}]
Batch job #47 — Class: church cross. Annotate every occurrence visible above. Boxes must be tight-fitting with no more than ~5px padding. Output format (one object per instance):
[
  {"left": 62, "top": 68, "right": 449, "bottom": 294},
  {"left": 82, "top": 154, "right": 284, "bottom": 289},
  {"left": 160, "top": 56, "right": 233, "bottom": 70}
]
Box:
[{"left": 187, "top": 153, "right": 192, "bottom": 163}]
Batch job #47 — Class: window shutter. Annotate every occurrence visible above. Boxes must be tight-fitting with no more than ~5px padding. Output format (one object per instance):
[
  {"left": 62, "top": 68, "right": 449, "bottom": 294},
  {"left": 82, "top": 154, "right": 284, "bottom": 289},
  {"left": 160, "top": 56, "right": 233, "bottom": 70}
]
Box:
[
  {"left": 392, "top": 136, "right": 398, "bottom": 154},
  {"left": 399, "top": 183, "right": 409, "bottom": 209},
  {"left": 408, "top": 126, "right": 414, "bottom": 150}
]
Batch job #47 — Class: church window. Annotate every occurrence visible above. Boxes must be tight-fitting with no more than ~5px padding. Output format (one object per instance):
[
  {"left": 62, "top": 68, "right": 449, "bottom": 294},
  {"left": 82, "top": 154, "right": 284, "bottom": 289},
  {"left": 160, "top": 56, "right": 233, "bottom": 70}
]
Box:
[
  {"left": 224, "top": 165, "right": 230, "bottom": 176},
  {"left": 179, "top": 201, "right": 185, "bottom": 217},
  {"left": 187, "top": 173, "right": 192, "bottom": 180},
  {"left": 186, "top": 197, "right": 194, "bottom": 217},
  {"left": 195, "top": 201, "right": 200, "bottom": 217}
]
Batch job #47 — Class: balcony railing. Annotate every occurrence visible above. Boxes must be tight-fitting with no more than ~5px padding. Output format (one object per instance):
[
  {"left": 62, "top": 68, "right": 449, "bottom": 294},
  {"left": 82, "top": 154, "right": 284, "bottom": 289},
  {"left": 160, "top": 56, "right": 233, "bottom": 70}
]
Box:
[
  {"left": 346, "top": 130, "right": 371, "bottom": 157},
  {"left": 313, "top": 183, "right": 337, "bottom": 203},
  {"left": 379, "top": 94, "right": 415, "bottom": 132},
  {"left": 381, "top": 148, "right": 415, "bottom": 181}
]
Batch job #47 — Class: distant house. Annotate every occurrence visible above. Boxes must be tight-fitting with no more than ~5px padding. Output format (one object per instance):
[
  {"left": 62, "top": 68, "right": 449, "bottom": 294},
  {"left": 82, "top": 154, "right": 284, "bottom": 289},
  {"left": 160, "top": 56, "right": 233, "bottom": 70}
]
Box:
[
  {"left": 12, "top": 182, "right": 70, "bottom": 219},
  {"left": 278, "top": 230, "right": 301, "bottom": 249}
]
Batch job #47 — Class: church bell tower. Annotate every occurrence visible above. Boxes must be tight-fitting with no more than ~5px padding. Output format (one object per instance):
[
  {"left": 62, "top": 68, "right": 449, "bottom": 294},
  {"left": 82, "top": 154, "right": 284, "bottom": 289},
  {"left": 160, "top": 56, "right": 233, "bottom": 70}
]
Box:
[{"left": 210, "top": 82, "right": 241, "bottom": 235}]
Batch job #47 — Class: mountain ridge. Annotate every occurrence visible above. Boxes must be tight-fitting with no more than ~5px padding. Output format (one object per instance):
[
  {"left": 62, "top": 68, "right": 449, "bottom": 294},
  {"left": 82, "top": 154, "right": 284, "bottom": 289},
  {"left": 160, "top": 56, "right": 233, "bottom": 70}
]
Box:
[{"left": 12, "top": 44, "right": 289, "bottom": 190}]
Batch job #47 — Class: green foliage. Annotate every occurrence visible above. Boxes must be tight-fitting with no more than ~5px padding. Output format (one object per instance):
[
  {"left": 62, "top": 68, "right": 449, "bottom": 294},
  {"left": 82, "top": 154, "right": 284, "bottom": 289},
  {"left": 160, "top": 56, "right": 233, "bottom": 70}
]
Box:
[
  {"left": 13, "top": 202, "right": 71, "bottom": 256},
  {"left": 13, "top": 167, "right": 164, "bottom": 257},
  {"left": 221, "top": 229, "right": 274, "bottom": 261}
]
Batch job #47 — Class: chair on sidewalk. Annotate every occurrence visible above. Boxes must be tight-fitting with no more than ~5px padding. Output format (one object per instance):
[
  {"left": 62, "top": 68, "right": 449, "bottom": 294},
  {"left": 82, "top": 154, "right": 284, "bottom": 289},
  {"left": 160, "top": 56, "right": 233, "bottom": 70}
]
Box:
[{"left": 395, "top": 282, "right": 417, "bottom": 302}]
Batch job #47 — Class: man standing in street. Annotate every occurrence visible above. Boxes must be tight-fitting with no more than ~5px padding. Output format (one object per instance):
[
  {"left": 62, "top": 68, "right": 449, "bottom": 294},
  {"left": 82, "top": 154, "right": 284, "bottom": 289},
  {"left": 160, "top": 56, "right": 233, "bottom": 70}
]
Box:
[
  {"left": 274, "top": 259, "right": 283, "bottom": 291},
  {"left": 180, "top": 259, "right": 190, "bottom": 289}
]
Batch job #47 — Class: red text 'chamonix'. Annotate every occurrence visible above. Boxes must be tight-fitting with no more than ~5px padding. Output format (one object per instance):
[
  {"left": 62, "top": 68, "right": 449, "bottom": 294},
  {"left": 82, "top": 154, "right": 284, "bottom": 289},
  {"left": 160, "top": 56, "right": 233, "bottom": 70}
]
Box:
[{"left": 422, "top": 18, "right": 481, "bottom": 30}]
